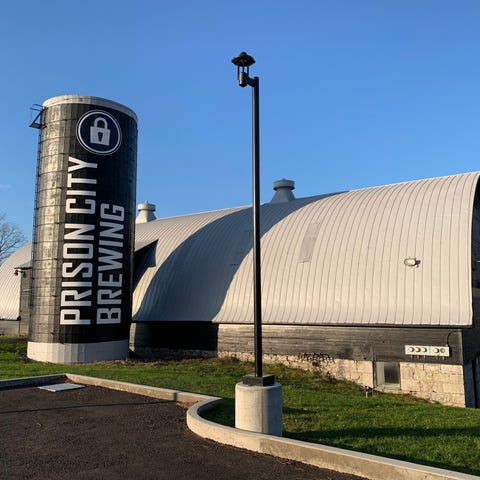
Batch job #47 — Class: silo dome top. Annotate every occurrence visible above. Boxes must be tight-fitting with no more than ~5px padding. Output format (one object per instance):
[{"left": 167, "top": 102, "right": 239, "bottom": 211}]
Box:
[{"left": 42, "top": 95, "right": 137, "bottom": 121}]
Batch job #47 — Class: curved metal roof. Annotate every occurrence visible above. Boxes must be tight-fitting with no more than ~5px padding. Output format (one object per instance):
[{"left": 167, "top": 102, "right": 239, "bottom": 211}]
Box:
[
  {"left": 1, "top": 172, "right": 478, "bottom": 327},
  {"left": 132, "top": 196, "right": 323, "bottom": 322},
  {"left": 0, "top": 244, "right": 31, "bottom": 320},
  {"left": 133, "top": 172, "right": 480, "bottom": 327}
]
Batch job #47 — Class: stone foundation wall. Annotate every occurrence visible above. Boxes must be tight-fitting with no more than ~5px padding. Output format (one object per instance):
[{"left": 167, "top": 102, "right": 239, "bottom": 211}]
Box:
[
  {"left": 131, "top": 345, "right": 215, "bottom": 360},
  {"left": 400, "top": 363, "right": 466, "bottom": 407},
  {"left": 129, "top": 335, "right": 470, "bottom": 408},
  {"left": 219, "top": 351, "right": 468, "bottom": 407},
  {"left": 218, "top": 351, "right": 374, "bottom": 388}
]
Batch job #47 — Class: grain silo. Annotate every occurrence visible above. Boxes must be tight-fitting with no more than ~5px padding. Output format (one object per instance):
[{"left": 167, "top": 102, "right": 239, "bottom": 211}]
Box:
[{"left": 27, "top": 95, "right": 137, "bottom": 363}]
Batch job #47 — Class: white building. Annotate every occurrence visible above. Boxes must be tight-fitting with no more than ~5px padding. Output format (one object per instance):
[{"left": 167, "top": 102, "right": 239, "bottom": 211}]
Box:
[{"left": 2, "top": 172, "right": 480, "bottom": 407}]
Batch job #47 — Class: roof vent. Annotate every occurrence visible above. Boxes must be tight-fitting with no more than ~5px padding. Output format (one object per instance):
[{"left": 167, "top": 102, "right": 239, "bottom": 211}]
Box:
[
  {"left": 271, "top": 179, "right": 295, "bottom": 203},
  {"left": 136, "top": 201, "right": 156, "bottom": 224}
]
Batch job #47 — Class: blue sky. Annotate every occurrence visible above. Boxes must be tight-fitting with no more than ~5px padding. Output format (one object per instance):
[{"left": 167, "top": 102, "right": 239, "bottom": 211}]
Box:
[{"left": 1, "top": 0, "right": 480, "bottom": 239}]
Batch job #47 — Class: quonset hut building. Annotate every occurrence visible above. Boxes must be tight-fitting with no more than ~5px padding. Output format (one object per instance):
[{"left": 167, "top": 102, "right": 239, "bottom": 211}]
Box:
[{"left": 1, "top": 172, "right": 480, "bottom": 408}]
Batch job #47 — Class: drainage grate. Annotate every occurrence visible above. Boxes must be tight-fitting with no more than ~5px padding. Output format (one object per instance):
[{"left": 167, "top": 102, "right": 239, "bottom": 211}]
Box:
[{"left": 38, "top": 383, "right": 85, "bottom": 392}]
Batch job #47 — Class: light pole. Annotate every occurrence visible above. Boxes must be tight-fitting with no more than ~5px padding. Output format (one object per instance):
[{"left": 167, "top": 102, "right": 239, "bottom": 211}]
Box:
[{"left": 231, "top": 52, "right": 274, "bottom": 387}]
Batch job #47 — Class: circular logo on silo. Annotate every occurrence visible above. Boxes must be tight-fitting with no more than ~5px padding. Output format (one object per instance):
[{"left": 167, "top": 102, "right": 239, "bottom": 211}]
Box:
[{"left": 77, "top": 110, "right": 122, "bottom": 155}]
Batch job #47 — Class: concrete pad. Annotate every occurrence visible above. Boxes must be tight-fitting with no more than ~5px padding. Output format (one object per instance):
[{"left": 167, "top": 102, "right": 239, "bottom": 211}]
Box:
[{"left": 235, "top": 381, "right": 282, "bottom": 436}]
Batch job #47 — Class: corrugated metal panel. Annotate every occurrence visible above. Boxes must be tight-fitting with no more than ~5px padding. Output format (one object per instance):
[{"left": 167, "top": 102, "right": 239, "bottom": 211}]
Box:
[
  {"left": 0, "top": 244, "right": 31, "bottom": 319},
  {"left": 135, "top": 239, "right": 157, "bottom": 251},
  {"left": 133, "top": 207, "right": 249, "bottom": 320},
  {"left": 132, "top": 198, "right": 322, "bottom": 321},
  {"left": 132, "top": 173, "right": 478, "bottom": 327},
  {"left": 214, "top": 172, "right": 478, "bottom": 326}
]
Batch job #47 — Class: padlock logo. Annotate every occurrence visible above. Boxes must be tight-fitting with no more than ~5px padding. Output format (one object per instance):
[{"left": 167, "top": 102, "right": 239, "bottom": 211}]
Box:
[
  {"left": 76, "top": 110, "right": 122, "bottom": 155},
  {"left": 90, "top": 117, "right": 111, "bottom": 146}
]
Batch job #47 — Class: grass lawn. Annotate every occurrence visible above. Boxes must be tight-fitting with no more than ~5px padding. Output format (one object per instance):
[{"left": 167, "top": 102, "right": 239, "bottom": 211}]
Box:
[{"left": 2, "top": 337, "right": 480, "bottom": 475}]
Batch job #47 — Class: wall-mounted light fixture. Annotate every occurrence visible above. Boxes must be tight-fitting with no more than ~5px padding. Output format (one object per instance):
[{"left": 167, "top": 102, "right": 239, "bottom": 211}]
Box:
[{"left": 404, "top": 257, "right": 420, "bottom": 267}]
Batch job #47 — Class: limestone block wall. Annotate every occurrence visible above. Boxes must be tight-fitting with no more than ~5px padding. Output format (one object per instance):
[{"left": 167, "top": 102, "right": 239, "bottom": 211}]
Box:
[
  {"left": 219, "top": 351, "right": 469, "bottom": 407},
  {"left": 218, "top": 351, "right": 374, "bottom": 388},
  {"left": 400, "top": 363, "right": 466, "bottom": 407}
]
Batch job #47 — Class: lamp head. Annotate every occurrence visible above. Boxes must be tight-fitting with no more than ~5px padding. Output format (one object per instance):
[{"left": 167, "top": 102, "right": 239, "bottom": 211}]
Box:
[
  {"left": 232, "top": 52, "right": 256, "bottom": 86},
  {"left": 232, "top": 52, "right": 255, "bottom": 68}
]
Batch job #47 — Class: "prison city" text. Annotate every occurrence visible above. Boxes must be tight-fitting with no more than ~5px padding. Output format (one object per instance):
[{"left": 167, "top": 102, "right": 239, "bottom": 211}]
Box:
[{"left": 59, "top": 156, "right": 126, "bottom": 326}]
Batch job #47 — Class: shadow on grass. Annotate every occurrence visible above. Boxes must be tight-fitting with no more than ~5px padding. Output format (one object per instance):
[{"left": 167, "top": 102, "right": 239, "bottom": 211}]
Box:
[
  {"left": 202, "top": 398, "right": 235, "bottom": 427},
  {"left": 288, "top": 425, "right": 480, "bottom": 441},
  {"left": 287, "top": 427, "right": 480, "bottom": 476},
  {"left": 203, "top": 400, "right": 480, "bottom": 476}
]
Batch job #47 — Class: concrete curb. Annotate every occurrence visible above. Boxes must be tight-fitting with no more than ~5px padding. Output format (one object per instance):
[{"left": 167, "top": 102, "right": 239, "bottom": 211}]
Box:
[
  {"left": 0, "top": 373, "right": 221, "bottom": 404},
  {"left": 1, "top": 375, "right": 477, "bottom": 480},
  {"left": 64, "top": 373, "right": 221, "bottom": 404},
  {"left": 187, "top": 398, "right": 478, "bottom": 480}
]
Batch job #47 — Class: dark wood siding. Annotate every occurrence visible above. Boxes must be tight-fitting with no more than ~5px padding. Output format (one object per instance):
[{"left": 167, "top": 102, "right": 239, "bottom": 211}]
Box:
[
  {"left": 219, "top": 324, "right": 463, "bottom": 365},
  {"left": 132, "top": 321, "right": 464, "bottom": 365},
  {"left": 132, "top": 321, "right": 219, "bottom": 351}
]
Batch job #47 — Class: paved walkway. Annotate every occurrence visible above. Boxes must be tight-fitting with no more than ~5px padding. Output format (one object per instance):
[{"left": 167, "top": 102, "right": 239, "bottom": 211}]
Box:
[{"left": 0, "top": 385, "right": 364, "bottom": 480}]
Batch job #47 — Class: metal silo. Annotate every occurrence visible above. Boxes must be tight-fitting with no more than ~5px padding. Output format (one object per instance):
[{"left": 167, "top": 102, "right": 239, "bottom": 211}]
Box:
[{"left": 27, "top": 95, "right": 137, "bottom": 363}]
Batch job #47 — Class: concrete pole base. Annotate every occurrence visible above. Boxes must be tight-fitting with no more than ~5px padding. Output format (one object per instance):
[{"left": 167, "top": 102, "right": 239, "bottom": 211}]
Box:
[{"left": 235, "top": 381, "right": 282, "bottom": 436}]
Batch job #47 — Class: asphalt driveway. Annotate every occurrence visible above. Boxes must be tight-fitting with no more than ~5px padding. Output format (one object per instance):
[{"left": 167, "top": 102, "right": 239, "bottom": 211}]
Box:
[{"left": 0, "top": 385, "right": 365, "bottom": 480}]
